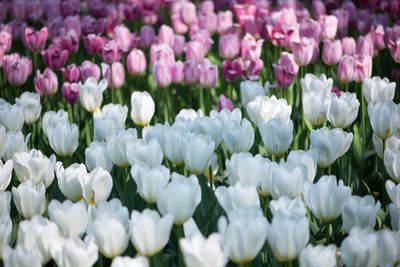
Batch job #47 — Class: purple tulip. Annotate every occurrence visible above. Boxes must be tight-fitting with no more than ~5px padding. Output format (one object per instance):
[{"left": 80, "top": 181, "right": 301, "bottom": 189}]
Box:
[
  {"left": 199, "top": 60, "right": 218, "bottom": 88},
  {"left": 180, "top": 2, "right": 197, "bottom": 25},
  {"left": 370, "top": 25, "right": 386, "bottom": 51},
  {"left": 299, "top": 18, "right": 321, "bottom": 42},
  {"left": 102, "top": 40, "right": 122, "bottom": 64},
  {"left": 217, "top": 10, "right": 233, "bottom": 34},
  {"left": 185, "top": 41, "right": 206, "bottom": 62},
  {"left": 53, "top": 30, "right": 80, "bottom": 54},
  {"left": 198, "top": 12, "right": 218, "bottom": 34},
  {"left": 322, "top": 39, "right": 343, "bottom": 66},
  {"left": 60, "top": 0, "right": 80, "bottom": 17},
  {"left": 43, "top": 0, "right": 61, "bottom": 20},
  {"left": 291, "top": 37, "right": 315, "bottom": 67},
  {"left": 245, "top": 58, "right": 264, "bottom": 81},
  {"left": 356, "top": 35, "right": 374, "bottom": 57},
  {"left": 171, "top": 60, "right": 184, "bottom": 83},
  {"left": 311, "top": 0, "right": 326, "bottom": 19},
  {"left": 331, "top": 86, "right": 342, "bottom": 97},
  {"left": 62, "top": 64, "right": 80, "bottom": 83},
  {"left": 62, "top": 82, "right": 79, "bottom": 104},
  {"left": 241, "top": 33, "right": 263, "bottom": 61},
  {"left": 0, "top": 28, "right": 12, "bottom": 52},
  {"left": 183, "top": 60, "right": 200, "bottom": 84},
  {"left": 81, "top": 15, "right": 100, "bottom": 36},
  {"left": 113, "top": 24, "right": 133, "bottom": 53},
  {"left": 80, "top": 60, "right": 101, "bottom": 82},
  {"left": 41, "top": 44, "right": 69, "bottom": 71},
  {"left": 341, "top": 37, "right": 356, "bottom": 56},
  {"left": 102, "top": 62, "right": 125, "bottom": 89},
  {"left": 27, "top": 0, "right": 44, "bottom": 22},
  {"left": 342, "top": 1, "right": 357, "bottom": 25},
  {"left": 127, "top": 49, "right": 147, "bottom": 76},
  {"left": 332, "top": 8, "right": 349, "bottom": 38},
  {"left": 337, "top": 55, "right": 355, "bottom": 84},
  {"left": 47, "top": 16, "right": 64, "bottom": 38},
  {"left": 354, "top": 54, "right": 372, "bottom": 83},
  {"left": 23, "top": 26, "right": 48, "bottom": 52},
  {"left": 319, "top": 15, "right": 338, "bottom": 40},
  {"left": 190, "top": 29, "right": 213, "bottom": 53},
  {"left": 222, "top": 58, "right": 244, "bottom": 82},
  {"left": 64, "top": 15, "right": 82, "bottom": 38},
  {"left": 154, "top": 60, "right": 172, "bottom": 88},
  {"left": 388, "top": 39, "right": 400, "bottom": 63},
  {"left": 150, "top": 43, "right": 175, "bottom": 66},
  {"left": 83, "top": 34, "right": 105, "bottom": 55},
  {"left": 219, "top": 33, "right": 240, "bottom": 60},
  {"left": 218, "top": 94, "right": 234, "bottom": 112},
  {"left": 34, "top": 68, "right": 58, "bottom": 96},
  {"left": 200, "top": 1, "right": 214, "bottom": 14},
  {"left": 12, "top": 0, "right": 27, "bottom": 21},
  {"left": 273, "top": 52, "right": 298, "bottom": 88},
  {"left": 139, "top": 25, "right": 156, "bottom": 49},
  {"left": 3, "top": 54, "right": 32, "bottom": 87}
]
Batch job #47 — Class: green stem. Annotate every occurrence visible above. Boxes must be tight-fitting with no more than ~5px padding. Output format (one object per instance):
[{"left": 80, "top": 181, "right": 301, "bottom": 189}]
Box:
[
  {"left": 176, "top": 225, "right": 184, "bottom": 267},
  {"left": 361, "top": 89, "right": 366, "bottom": 151},
  {"left": 199, "top": 86, "right": 204, "bottom": 112}
]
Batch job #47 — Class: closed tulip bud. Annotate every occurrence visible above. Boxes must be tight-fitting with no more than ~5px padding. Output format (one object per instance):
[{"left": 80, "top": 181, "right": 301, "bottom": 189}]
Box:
[
  {"left": 286, "top": 149, "right": 318, "bottom": 183},
  {"left": 270, "top": 161, "right": 304, "bottom": 199},
  {"left": 354, "top": 54, "right": 372, "bottom": 83},
  {"left": 126, "top": 49, "right": 146, "bottom": 76},
  {"left": 388, "top": 39, "right": 400, "bottom": 63},
  {"left": 368, "top": 101, "right": 400, "bottom": 140},
  {"left": 55, "top": 162, "right": 86, "bottom": 201},
  {"left": 199, "top": 61, "right": 218, "bottom": 88},
  {"left": 139, "top": 26, "right": 155, "bottom": 49},
  {"left": 337, "top": 55, "right": 355, "bottom": 84},
  {"left": 273, "top": 52, "right": 298, "bottom": 88},
  {"left": 304, "top": 175, "right": 351, "bottom": 221},
  {"left": 327, "top": 92, "right": 360, "bottom": 128},
  {"left": 127, "top": 139, "right": 163, "bottom": 169},
  {"left": 130, "top": 91, "right": 155, "bottom": 127},
  {"left": 247, "top": 95, "right": 292, "bottom": 127},
  {"left": 41, "top": 44, "right": 69, "bottom": 71},
  {"left": 299, "top": 245, "right": 337, "bottom": 267},
  {"left": 62, "top": 64, "right": 80, "bottom": 83},
  {"left": 219, "top": 208, "right": 267, "bottom": 264},
  {"left": 322, "top": 39, "right": 342, "bottom": 65},
  {"left": 185, "top": 41, "right": 206, "bottom": 62},
  {"left": 154, "top": 60, "right": 172, "bottom": 88},
  {"left": 219, "top": 33, "right": 240, "bottom": 60},
  {"left": 130, "top": 209, "right": 173, "bottom": 256},
  {"left": 80, "top": 167, "right": 112, "bottom": 205},
  {"left": 291, "top": 37, "right": 315, "bottom": 66},
  {"left": 173, "top": 35, "right": 185, "bottom": 56},
  {"left": 310, "top": 127, "right": 353, "bottom": 168},
  {"left": 0, "top": 191, "right": 11, "bottom": 216},
  {"left": 356, "top": 35, "right": 374, "bottom": 57},
  {"left": 83, "top": 34, "right": 105, "bottom": 55},
  {"left": 183, "top": 60, "right": 200, "bottom": 84},
  {"left": 111, "top": 256, "right": 149, "bottom": 267},
  {"left": 180, "top": 233, "right": 227, "bottom": 267},
  {"left": 319, "top": 15, "right": 338, "bottom": 40},
  {"left": 80, "top": 60, "right": 101, "bottom": 82},
  {"left": 12, "top": 180, "right": 46, "bottom": 219},
  {"left": 225, "top": 153, "right": 266, "bottom": 186},
  {"left": 157, "top": 173, "right": 201, "bottom": 225},
  {"left": 79, "top": 77, "right": 107, "bottom": 113},
  {"left": 0, "top": 160, "right": 12, "bottom": 191},
  {"left": 259, "top": 118, "right": 293, "bottom": 156},
  {"left": 3, "top": 54, "right": 32, "bottom": 86},
  {"left": 23, "top": 26, "right": 48, "bottom": 52},
  {"left": 0, "top": 29, "right": 12, "bottom": 53},
  {"left": 113, "top": 25, "right": 132, "bottom": 53},
  {"left": 53, "top": 236, "right": 98, "bottom": 267},
  {"left": 218, "top": 95, "right": 233, "bottom": 111},
  {"left": 87, "top": 199, "right": 129, "bottom": 258},
  {"left": 48, "top": 200, "right": 88, "bottom": 238},
  {"left": 34, "top": 68, "right": 58, "bottom": 96},
  {"left": 3, "top": 131, "right": 29, "bottom": 161},
  {"left": 216, "top": 183, "right": 260, "bottom": 214},
  {"left": 384, "top": 148, "right": 400, "bottom": 183},
  {"left": 0, "top": 103, "right": 25, "bottom": 132},
  {"left": 240, "top": 80, "right": 265, "bottom": 108},
  {"left": 0, "top": 215, "right": 12, "bottom": 259},
  {"left": 85, "top": 141, "right": 113, "bottom": 172},
  {"left": 376, "top": 230, "right": 400, "bottom": 267},
  {"left": 150, "top": 43, "right": 175, "bottom": 66},
  {"left": 107, "top": 129, "right": 137, "bottom": 168},
  {"left": 62, "top": 82, "right": 79, "bottom": 104},
  {"left": 386, "top": 180, "right": 400, "bottom": 207},
  {"left": 180, "top": 2, "right": 197, "bottom": 25},
  {"left": 42, "top": 109, "right": 69, "bottom": 138},
  {"left": 342, "top": 195, "right": 381, "bottom": 233},
  {"left": 342, "top": 37, "right": 356, "bottom": 55},
  {"left": 101, "top": 62, "right": 125, "bottom": 89},
  {"left": 223, "top": 118, "right": 254, "bottom": 154},
  {"left": 13, "top": 149, "right": 55, "bottom": 187},
  {"left": 341, "top": 228, "right": 377, "bottom": 267},
  {"left": 217, "top": 10, "right": 233, "bottom": 34},
  {"left": 332, "top": 8, "right": 349, "bottom": 38},
  {"left": 312, "top": 0, "right": 326, "bottom": 18},
  {"left": 161, "top": 126, "right": 184, "bottom": 165},
  {"left": 241, "top": 33, "right": 263, "bottom": 61},
  {"left": 15, "top": 92, "right": 41, "bottom": 124},
  {"left": 362, "top": 77, "right": 396, "bottom": 104},
  {"left": 158, "top": 25, "right": 175, "bottom": 48},
  {"left": 270, "top": 196, "right": 307, "bottom": 218},
  {"left": 49, "top": 122, "right": 79, "bottom": 157},
  {"left": 171, "top": 60, "right": 184, "bottom": 83},
  {"left": 102, "top": 40, "right": 122, "bottom": 64},
  {"left": 183, "top": 133, "right": 215, "bottom": 175}
]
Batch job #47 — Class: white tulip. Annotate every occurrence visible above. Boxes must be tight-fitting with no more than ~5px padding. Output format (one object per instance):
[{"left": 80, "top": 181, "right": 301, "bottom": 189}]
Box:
[
  {"left": 13, "top": 149, "right": 56, "bottom": 187},
  {"left": 384, "top": 147, "right": 400, "bottom": 183},
  {"left": 368, "top": 100, "right": 400, "bottom": 140},
  {"left": 175, "top": 108, "right": 203, "bottom": 125},
  {"left": 301, "top": 73, "right": 333, "bottom": 94},
  {"left": 215, "top": 183, "right": 260, "bottom": 213},
  {"left": 270, "top": 161, "right": 304, "bottom": 199},
  {"left": 259, "top": 118, "right": 293, "bottom": 156},
  {"left": 12, "top": 180, "right": 46, "bottom": 219},
  {"left": 130, "top": 91, "right": 155, "bottom": 126},
  {"left": 341, "top": 195, "right": 381, "bottom": 233},
  {"left": 0, "top": 159, "right": 13, "bottom": 190},
  {"left": 130, "top": 209, "right": 173, "bottom": 256},
  {"left": 372, "top": 133, "right": 384, "bottom": 158},
  {"left": 42, "top": 109, "right": 69, "bottom": 138},
  {"left": 225, "top": 152, "right": 264, "bottom": 186},
  {"left": 79, "top": 77, "right": 108, "bottom": 113},
  {"left": 257, "top": 157, "right": 274, "bottom": 196},
  {"left": 53, "top": 236, "right": 98, "bottom": 267},
  {"left": 55, "top": 162, "right": 86, "bottom": 201},
  {"left": 376, "top": 230, "right": 399, "bottom": 267},
  {"left": 240, "top": 80, "right": 265, "bottom": 108},
  {"left": 304, "top": 175, "right": 351, "bottom": 221},
  {"left": 310, "top": 127, "right": 353, "bottom": 168},
  {"left": 363, "top": 76, "right": 396, "bottom": 104},
  {"left": 210, "top": 108, "right": 242, "bottom": 128},
  {"left": 269, "top": 196, "right": 307, "bottom": 218},
  {"left": 87, "top": 199, "right": 130, "bottom": 258},
  {"left": 222, "top": 118, "right": 254, "bottom": 154},
  {"left": 183, "top": 133, "right": 215, "bottom": 175},
  {"left": 219, "top": 207, "right": 267, "bottom": 264},
  {"left": 80, "top": 167, "right": 113, "bottom": 205},
  {"left": 127, "top": 138, "right": 163, "bottom": 168},
  {"left": 386, "top": 180, "right": 400, "bottom": 208},
  {"left": 299, "top": 244, "right": 337, "bottom": 267},
  {"left": 93, "top": 103, "right": 128, "bottom": 142},
  {"left": 15, "top": 92, "right": 42, "bottom": 124},
  {"left": 0, "top": 191, "right": 11, "bottom": 216},
  {"left": 180, "top": 233, "right": 227, "bottom": 267},
  {"left": 0, "top": 215, "right": 12, "bottom": 259},
  {"left": 162, "top": 126, "right": 185, "bottom": 165},
  {"left": 111, "top": 256, "right": 149, "bottom": 267},
  {"left": 48, "top": 200, "right": 88, "bottom": 238},
  {"left": 85, "top": 141, "right": 113, "bottom": 172},
  {"left": 0, "top": 103, "right": 24, "bottom": 132},
  {"left": 341, "top": 227, "right": 377, "bottom": 267},
  {"left": 130, "top": 163, "right": 170, "bottom": 204},
  {"left": 106, "top": 128, "right": 137, "bottom": 168},
  {"left": 246, "top": 95, "right": 291, "bottom": 125},
  {"left": 157, "top": 173, "right": 201, "bottom": 225},
  {"left": 327, "top": 92, "right": 360, "bottom": 128},
  {"left": 3, "top": 131, "right": 29, "bottom": 161},
  {"left": 286, "top": 149, "right": 318, "bottom": 182},
  {"left": 0, "top": 125, "right": 6, "bottom": 158},
  {"left": 3, "top": 243, "right": 42, "bottom": 267},
  {"left": 390, "top": 203, "right": 400, "bottom": 231},
  {"left": 49, "top": 121, "right": 79, "bottom": 156},
  {"left": 193, "top": 116, "right": 223, "bottom": 148}
]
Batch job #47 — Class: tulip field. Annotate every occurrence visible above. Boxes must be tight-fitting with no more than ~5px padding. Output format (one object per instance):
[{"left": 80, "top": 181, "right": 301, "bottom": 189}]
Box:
[{"left": 1, "top": 0, "right": 400, "bottom": 266}]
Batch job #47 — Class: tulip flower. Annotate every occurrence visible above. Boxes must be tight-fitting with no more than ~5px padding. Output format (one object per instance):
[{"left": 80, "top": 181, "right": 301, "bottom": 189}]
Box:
[
  {"left": 273, "top": 52, "right": 298, "bottom": 88},
  {"left": 41, "top": 44, "right": 69, "bottom": 70},
  {"left": 42, "top": 109, "right": 69, "bottom": 138},
  {"left": 80, "top": 60, "right": 101, "bottom": 82},
  {"left": 127, "top": 139, "right": 163, "bottom": 169},
  {"left": 23, "top": 26, "right": 48, "bottom": 52},
  {"left": 85, "top": 141, "right": 113, "bottom": 172},
  {"left": 61, "top": 82, "right": 79, "bottom": 104},
  {"left": 48, "top": 121, "right": 79, "bottom": 157},
  {"left": 286, "top": 149, "right": 318, "bottom": 183},
  {"left": 0, "top": 191, "right": 11, "bottom": 216},
  {"left": 107, "top": 129, "right": 137, "bottom": 168},
  {"left": 0, "top": 103, "right": 24, "bottom": 132},
  {"left": 299, "top": 245, "right": 337, "bottom": 267},
  {"left": 34, "top": 68, "right": 58, "bottom": 96},
  {"left": 291, "top": 37, "right": 315, "bottom": 66},
  {"left": 126, "top": 49, "right": 147, "bottom": 76},
  {"left": 83, "top": 34, "right": 105, "bottom": 55},
  {"left": 80, "top": 167, "right": 112, "bottom": 205},
  {"left": 269, "top": 161, "right": 304, "bottom": 199},
  {"left": 62, "top": 64, "right": 80, "bottom": 83},
  {"left": 354, "top": 54, "right": 372, "bottom": 83},
  {"left": 327, "top": 92, "right": 360, "bottom": 128},
  {"left": 337, "top": 55, "right": 356, "bottom": 84},
  {"left": 55, "top": 162, "right": 87, "bottom": 201},
  {"left": 218, "top": 95, "right": 233, "bottom": 111},
  {"left": 3, "top": 53, "right": 32, "bottom": 86},
  {"left": 215, "top": 183, "right": 260, "bottom": 213},
  {"left": 219, "top": 33, "right": 240, "bottom": 60},
  {"left": 259, "top": 118, "right": 293, "bottom": 156},
  {"left": 0, "top": 160, "right": 12, "bottom": 191},
  {"left": 171, "top": 61, "right": 184, "bottom": 83},
  {"left": 48, "top": 199, "right": 88, "bottom": 238},
  {"left": 79, "top": 77, "right": 107, "bottom": 113},
  {"left": 342, "top": 37, "right": 356, "bottom": 55},
  {"left": 193, "top": 116, "right": 223, "bottom": 148},
  {"left": 376, "top": 230, "right": 399, "bottom": 267},
  {"left": 102, "top": 40, "right": 122, "bottom": 64},
  {"left": 130, "top": 209, "right": 173, "bottom": 256},
  {"left": 362, "top": 77, "right": 396, "bottom": 104},
  {"left": 368, "top": 101, "right": 400, "bottom": 140},
  {"left": 222, "top": 58, "right": 244, "bottom": 82},
  {"left": 342, "top": 195, "right": 381, "bottom": 233},
  {"left": 322, "top": 39, "right": 342, "bottom": 65},
  {"left": 183, "top": 133, "right": 215, "bottom": 175},
  {"left": 3, "top": 242, "right": 42, "bottom": 267},
  {"left": 247, "top": 95, "right": 292, "bottom": 126},
  {"left": 304, "top": 175, "right": 351, "bottom": 221},
  {"left": 15, "top": 92, "right": 41, "bottom": 124},
  {"left": 53, "top": 236, "right": 99, "bottom": 267},
  {"left": 183, "top": 60, "right": 200, "bottom": 85},
  {"left": 225, "top": 152, "right": 265, "bottom": 186},
  {"left": 240, "top": 80, "right": 265, "bottom": 108},
  {"left": 0, "top": 28, "right": 12, "bottom": 52},
  {"left": 0, "top": 215, "right": 12, "bottom": 259},
  {"left": 113, "top": 25, "right": 133, "bottom": 53},
  {"left": 154, "top": 60, "right": 172, "bottom": 88},
  {"left": 319, "top": 15, "right": 338, "bottom": 40},
  {"left": 3, "top": 131, "right": 29, "bottom": 161},
  {"left": 101, "top": 62, "right": 125, "bottom": 90},
  {"left": 157, "top": 173, "right": 201, "bottom": 225},
  {"left": 341, "top": 228, "right": 377, "bottom": 267},
  {"left": 356, "top": 35, "right": 374, "bottom": 57},
  {"left": 130, "top": 91, "right": 155, "bottom": 127},
  {"left": 388, "top": 38, "right": 400, "bottom": 63},
  {"left": 241, "top": 33, "right": 263, "bottom": 61},
  {"left": 199, "top": 61, "right": 218, "bottom": 88},
  {"left": 111, "top": 257, "right": 149, "bottom": 267},
  {"left": 223, "top": 118, "right": 254, "bottom": 154},
  {"left": 12, "top": 180, "right": 46, "bottom": 219},
  {"left": 386, "top": 180, "right": 400, "bottom": 208}
]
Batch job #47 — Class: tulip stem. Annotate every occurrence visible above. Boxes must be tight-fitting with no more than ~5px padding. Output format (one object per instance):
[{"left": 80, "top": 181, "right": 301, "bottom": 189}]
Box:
[
  {"left": 361, "top": 89, "right": 366, "bottom": 150},
  {"left": 286, "top": 261, "right": 294, "bottom": 267}
]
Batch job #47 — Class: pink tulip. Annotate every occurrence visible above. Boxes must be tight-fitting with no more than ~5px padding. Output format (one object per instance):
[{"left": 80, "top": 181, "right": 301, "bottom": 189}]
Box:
[
  {"left": 291, "top": 37, "right": 315, "bottom": 66},
  {"left": 337, "top": 55, "right": 355, "bottom": 84},
  {"left": 23, "top": 26, "right": 48, "bottom": 52},
  {"left": 356, "top": 35, "right": 374, "bottom": 57},
  {"left": 64, "top": 15, "right": 82, "bottom": 38},
  {"left": 0, "top": 28, "right": 12, "bottom": 52},
  {"left": 218, "top": 95, "right": 234, "bottom": 112},
  {"left": 219, "top": 33, "right": 240, "bottom": 60},
  {"left": 322, "top": 39, "right": 343, "bottom": 66},
  {"left": 34, "top": 68, "right": 58, "bottom": 96},
  {"left": 101, "top": 40, "right": 122, "bottom": 64},
  {"left": 200, "top": 1, "right": 214, "bottom": 14},
  {"left": 150, "top": 43, "right": 175, "bottom": 66},
  {"left": 180, "top": 2, "right": 197, "bottom": 25},
  {"left": 172, "top": 13, "right": 189, "bottom": 35},
  {"left": 222, "top": 58, "right": 244, "bottom": 82},
  {"left": 62, "top": 64, "right": 80, "bottom": 83},
  {"left": 83, "top": 34, "right": 105, "bottom": 55},
  {"left": 41, "top": 44, "right": 69, "bottom": 71},
  {"left": 183, "top": 60, "right": 200, "bottom": 84},
  {"left": 126, "top": 49, "right": 147, "bottom": 76},
  {"left": 185, "top": 41, "right": 206, "bottom": 61},
  {"left": 80, "top": 60, "right": 101, "bottom": 82},
  {"left": 198, "top": 12, "right": 218, "bottom": 34},
  {"left": 388, "top": 38, "right": 400, "bottom": 63},
  {"left": 370, "top": 25, "right": 386, "bottom": 51},
  {"left": 245, "top": 58, "right": 264, "bottom": 81},
  {"left": 158, "top": 25, "right": 175, "bottom": 48},
  {"left": 60, "top": 0, "right": 80, "bottom": 17},
  {"left": 299, "top": 18, "right": 321, "bottom": 42},
  {"left": 3, "top": 54, "right": 32, "bottom": 87},
  {"left": 171, "top": 61, "right": 184, "bottom": 83},
  {"left": 342, "top": 37, "right": 356, "bottom": 56},
  {"left": 62, "top": 82, "right": 79, "bottom": 104},
  {"left": 319, "top": 15, "right": 338, "bottom": 40},
  {"left": 273, "top": 52, "right": 298, "bottom": 88},
  {"left": 241, "top": 33, "right": 263, "bottom": 61},
  {"left": 199, "top": 60, "right": 218, "bottom": 88},
  {"left": 332, "top": 8, "right": 349, "bottom": 38},
  {"left": 190, "top": 29, "right": 213, "bottom": 53},
  {"left": 154, "top": 60, "right": 172, "bottom": 88},
  {"left": 173, "top": 35, "right": 186, "bottom": 56},
  {"left": 102, "top": 62, "right": 125, "bottom": 89},
  {"left": 113, "top": 24, "right": 133, "bottom": 52},
  {"left": 217, "top": 10, "right": 233, "bottom": 34},
  {"left": 354, "top": 54, "right": 372, "bottom": 83}
]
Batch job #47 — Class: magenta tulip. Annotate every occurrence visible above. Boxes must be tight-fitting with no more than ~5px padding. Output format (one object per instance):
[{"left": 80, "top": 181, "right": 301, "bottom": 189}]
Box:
[
  {"left": 41, "top": 44, "right": 69, "bottom": 71},
  {"left": 101, "top": 40, "right": 122, "bottom": 64},
  {"left": 23, "top": 26, "right": 48, "bottom": 52},
  {"left": 3, "top": 54, "right": 32, "bottom": 87},
  {"left": 83, "top": 34, "right": 105, "bottom": 55},
  {"left": 218, "top": 94, "right": 234, "bottom": 112},
  {"left": 62, "top": 82, "right": 79, "bottom": 104},
  {"left": 273, "top": 52, "right": 298, "bottom": 88},
  {"left": 34, "top": 68, "right": 58, "bottom": 96}
]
